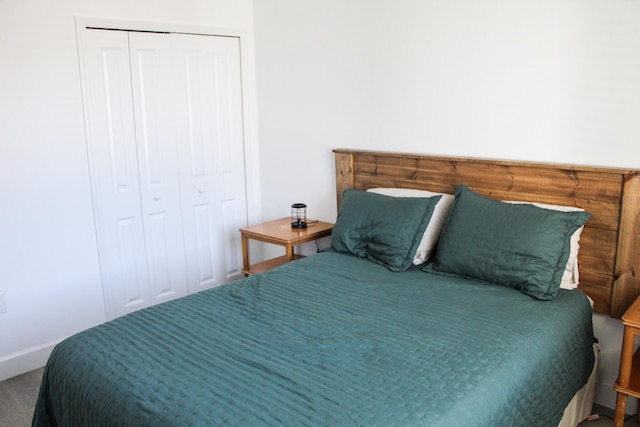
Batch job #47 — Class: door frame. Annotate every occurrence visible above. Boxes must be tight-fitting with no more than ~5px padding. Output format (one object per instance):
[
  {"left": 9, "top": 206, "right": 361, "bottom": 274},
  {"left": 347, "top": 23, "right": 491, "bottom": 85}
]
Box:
[{"left": 75, "top": 16, "right": 261, "bottom": 227}]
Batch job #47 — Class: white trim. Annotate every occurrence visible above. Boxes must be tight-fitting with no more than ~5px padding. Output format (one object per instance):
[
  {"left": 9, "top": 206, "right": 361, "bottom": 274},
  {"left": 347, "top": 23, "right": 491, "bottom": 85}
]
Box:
[
  {"left": 76, "top": 16, "right": 245, "bottom": 38},
  {"left": 0, "top": 339, "right": 61, "bottom": 381},
  {"left": 74, "top": 16, "right": 261, "bottom": 226},
  {"left": 236, "top": 26, "right": 262, "bottom": 226}
]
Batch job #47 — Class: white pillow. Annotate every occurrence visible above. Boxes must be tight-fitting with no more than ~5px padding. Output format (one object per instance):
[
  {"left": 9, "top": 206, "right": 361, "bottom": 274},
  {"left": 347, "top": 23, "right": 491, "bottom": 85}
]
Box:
[
  {"left": 505, "top": 201, "right": 585, "bottom": 290},
  {"left": 367, "top": 188, "right": 454, "bottom": 265}
]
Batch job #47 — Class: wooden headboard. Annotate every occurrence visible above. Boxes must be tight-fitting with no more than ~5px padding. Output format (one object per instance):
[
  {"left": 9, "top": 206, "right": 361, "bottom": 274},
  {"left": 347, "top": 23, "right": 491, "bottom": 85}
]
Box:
[{"left": 334, "top": 149, "right": 640, "bottom": 317}]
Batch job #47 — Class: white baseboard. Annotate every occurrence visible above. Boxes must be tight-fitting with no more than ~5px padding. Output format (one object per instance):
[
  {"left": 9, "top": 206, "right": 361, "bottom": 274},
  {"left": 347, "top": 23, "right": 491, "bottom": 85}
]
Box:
[{"left": 0, "top": 340, "right": 60, "bottom": 381}]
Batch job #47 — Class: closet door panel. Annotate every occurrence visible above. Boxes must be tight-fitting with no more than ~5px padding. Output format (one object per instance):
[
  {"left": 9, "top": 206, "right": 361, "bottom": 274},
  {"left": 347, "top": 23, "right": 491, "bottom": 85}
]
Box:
[
  {"left": 213, "top": 43, "right": 246, "bottom": 282},
  {"left": 174, "top": 34, "right": 247, "bottom": 292},
  {"left": 115, "top": 218, "right": 149, "bottom": 309},
  {"left": 129, "top": 32, "right": 189, "bottom": 304},
  {"left": 180, "top": 45, "right": 222, "bottom": 291},
  {"left": 80, "top": 27, "right": 249, "bottom": 319},
  {"left": 81, "top": 29, "right": 151, "bottom": 319}
]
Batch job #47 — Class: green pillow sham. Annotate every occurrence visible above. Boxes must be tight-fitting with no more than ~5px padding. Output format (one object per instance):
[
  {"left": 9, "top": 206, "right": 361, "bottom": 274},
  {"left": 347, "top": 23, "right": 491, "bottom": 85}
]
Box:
[
  {"left": 330, "top": 190, "right": 442, "bottom": 271},
  {"left": 423, "top": 185, "right": 591, "bottom": 300}
]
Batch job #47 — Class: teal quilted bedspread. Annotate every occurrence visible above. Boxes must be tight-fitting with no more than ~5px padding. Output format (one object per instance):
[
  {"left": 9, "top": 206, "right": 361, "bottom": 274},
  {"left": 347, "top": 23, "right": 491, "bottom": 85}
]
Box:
[{"left": 33, "top": 252, "right": 594, "bottom": 427}]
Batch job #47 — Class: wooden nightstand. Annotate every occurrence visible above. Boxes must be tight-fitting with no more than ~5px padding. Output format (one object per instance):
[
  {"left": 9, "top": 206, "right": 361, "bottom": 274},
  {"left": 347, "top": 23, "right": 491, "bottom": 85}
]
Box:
[
  {"left": 239, "top": 217, "right": 333, "bottom": 276},
  {"left": 614, "top": 295, "right": 640, "bottom": 426}
]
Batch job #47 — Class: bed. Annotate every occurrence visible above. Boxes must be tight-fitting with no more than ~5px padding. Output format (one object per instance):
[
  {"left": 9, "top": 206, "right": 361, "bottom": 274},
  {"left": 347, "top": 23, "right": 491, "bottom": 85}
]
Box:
[{"left": 32, "top": 149, "right": 640, "bottom": 426}]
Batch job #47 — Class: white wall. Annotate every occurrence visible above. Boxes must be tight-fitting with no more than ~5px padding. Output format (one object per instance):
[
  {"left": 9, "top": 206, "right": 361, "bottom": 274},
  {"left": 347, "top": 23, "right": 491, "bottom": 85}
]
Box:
[
  {"left": 253, "top": 0, "right": 640, "bottom": 410},
  {"left": 0, "top": 0, "right": 255, "bottom": 380}
]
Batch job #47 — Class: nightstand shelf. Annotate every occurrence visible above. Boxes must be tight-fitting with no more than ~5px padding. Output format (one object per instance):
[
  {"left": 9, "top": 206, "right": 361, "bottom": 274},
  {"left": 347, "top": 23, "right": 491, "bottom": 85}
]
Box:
[
  {"left": 246, "top": 254, "right": 305, "bottom": 275},
  {"left": 613, "top": 296, "right": 640, "bottom": 426},
  {"left": 239, "top": 217, "right": 333, "bottom": 276}
]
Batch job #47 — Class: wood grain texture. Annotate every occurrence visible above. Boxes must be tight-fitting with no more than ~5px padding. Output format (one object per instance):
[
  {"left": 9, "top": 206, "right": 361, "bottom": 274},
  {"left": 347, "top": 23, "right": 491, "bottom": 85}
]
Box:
[
  {"left": 334, "top": 149, "right": 640, "bottom": 317},
  {"left": 334, "top": 151, "right": 354, "bottom": 209},
  {"left": 611, "top": 175, "right": 640, "bottom": 317}
]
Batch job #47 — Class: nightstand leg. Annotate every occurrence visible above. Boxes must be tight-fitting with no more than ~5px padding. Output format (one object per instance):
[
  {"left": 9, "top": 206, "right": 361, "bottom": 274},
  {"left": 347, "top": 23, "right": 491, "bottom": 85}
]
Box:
[
  {"left": 285, "top": 244, "right": 294, "bottom": 262},
  {"left": 619, "top": 326, "right": 636, "bottom": 386},
  {"left": 614, "top": 392, "right": 627, "bottom": 427},
  {"left": 241, "top": 235, "right": 250, "bottom": 276},
  {"left": 614, "top": 325, "right": 637, "bottom": 427}
]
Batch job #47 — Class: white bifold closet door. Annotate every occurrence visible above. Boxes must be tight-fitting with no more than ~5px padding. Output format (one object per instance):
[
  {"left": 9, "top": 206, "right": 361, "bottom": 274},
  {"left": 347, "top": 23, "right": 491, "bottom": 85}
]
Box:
[{"left": 81, "top": 28, "right": 247, "bottom": 320}]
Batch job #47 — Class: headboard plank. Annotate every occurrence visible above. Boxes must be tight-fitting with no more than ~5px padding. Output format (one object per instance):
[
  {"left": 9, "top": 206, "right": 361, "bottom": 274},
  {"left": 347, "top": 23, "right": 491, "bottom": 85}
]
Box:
[
  {"left": 335, "top": 151, "right": 354, "bottom": 209},
  {"left": 611, "top": 174, "right": 640, "bottom": 317},
  {"left": 334, "top": 149, "right": 640, "bottom": 317},
  {"left": 355, "top": 156, "right": 624, "bottom": 202}
]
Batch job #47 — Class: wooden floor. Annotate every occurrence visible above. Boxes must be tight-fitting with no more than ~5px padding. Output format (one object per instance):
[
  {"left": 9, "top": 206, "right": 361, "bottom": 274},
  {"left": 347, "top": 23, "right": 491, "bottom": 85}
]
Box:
[
  {"left": 0, "top": 368, "right": 637, "bottom": 427},
  {"left": 0, "top": 368, "right": 44, "bottom": 427},
  {"left": 583, "top": 405, "right": 639, "bottom": 427}
]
